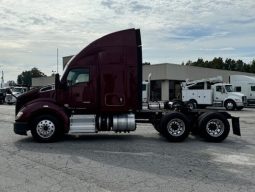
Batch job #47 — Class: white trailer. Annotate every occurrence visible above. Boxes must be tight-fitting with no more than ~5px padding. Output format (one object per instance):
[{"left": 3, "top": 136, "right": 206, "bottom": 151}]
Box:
[
  {"left": 181, "top": 76, "right": 246, "bottom": 110},
  {"left": 230, "top": 75, "right": 255, "bottom": 105}
]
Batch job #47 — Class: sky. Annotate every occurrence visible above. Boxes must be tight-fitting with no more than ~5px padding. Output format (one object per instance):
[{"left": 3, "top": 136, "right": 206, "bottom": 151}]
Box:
[{"left": 0, "top": 0, "right": 255, "bottom": 82}]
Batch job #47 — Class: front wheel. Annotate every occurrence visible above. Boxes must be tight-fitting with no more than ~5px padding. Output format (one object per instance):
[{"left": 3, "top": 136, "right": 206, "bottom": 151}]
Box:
[
  {"left": 160, "top": 112, "right": 190, "bottom": 142},
  {"left": 31, "top": 115, "right": 62, "bottom": 142},
  {"left": 198, "top": 112, "right": 230, "bottom": 142},
  {"left": 224, "top": 100, "right": 236, "bottom": 110}
]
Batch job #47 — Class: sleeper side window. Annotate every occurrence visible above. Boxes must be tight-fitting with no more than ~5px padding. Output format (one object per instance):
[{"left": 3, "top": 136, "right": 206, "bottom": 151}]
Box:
[{"left": 235, "top": 86, "right": 241, "bottom": 92}]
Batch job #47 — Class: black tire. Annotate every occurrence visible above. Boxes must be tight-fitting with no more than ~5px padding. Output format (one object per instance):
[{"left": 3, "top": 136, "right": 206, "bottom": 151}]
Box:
[
  {"left": 187, "top": 100, "right": 197, "bottom": 110},
  {"left": 31, "top": 115, "right": 62, "bottom": 142},
  {"left": 153, "top": 123, "right": 162, "bottom": 134},
  {"left": 236, "top": 106, "right": 243, "bottom": 111},
  {"left": 224, "top": 100, "right": 236, "bottom": 110},
  {"left": 198, "top": 112, "right": 230, "bottom": 142},
  {"left": 160, "top": 112, "right": 190, "bottom": 142}
]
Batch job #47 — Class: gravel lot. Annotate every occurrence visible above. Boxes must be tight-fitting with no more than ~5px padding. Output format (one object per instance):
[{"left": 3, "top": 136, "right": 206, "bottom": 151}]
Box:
[{"left": 0, "top": 105, "right": 255, "bottom": 192}]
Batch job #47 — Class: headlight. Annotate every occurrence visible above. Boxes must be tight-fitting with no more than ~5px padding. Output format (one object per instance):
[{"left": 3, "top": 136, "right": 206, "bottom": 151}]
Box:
[{"left": 16, "top": 111, "right": 23, "bottom": 120}]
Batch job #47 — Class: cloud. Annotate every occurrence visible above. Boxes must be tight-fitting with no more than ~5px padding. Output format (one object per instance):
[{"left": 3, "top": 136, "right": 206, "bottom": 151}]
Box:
[{"left": 0, "top": 0, "right": 255, "bottom": 81}]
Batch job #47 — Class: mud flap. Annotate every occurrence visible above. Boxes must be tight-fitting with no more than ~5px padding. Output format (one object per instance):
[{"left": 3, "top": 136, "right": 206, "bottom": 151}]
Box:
[{"left": 232, "top": 117, "right": 241, "bottom": 136}]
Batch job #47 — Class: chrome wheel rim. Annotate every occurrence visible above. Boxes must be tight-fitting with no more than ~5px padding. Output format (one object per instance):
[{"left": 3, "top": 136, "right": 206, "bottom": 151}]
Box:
[
  {"left": 187, "top": 103, "right": 194, "bottom": 110},
  {"left": 167, "top": 118, "right": 185, "bottom": 136},
  {"left": 226, "top": 102, "right": 234, "bottom": 110},
  {"left": 36, "top": 120, "right": 55, "bottom": 139},
  {"left": 206, "top": 119, "right": 224, "bottom": 137}
]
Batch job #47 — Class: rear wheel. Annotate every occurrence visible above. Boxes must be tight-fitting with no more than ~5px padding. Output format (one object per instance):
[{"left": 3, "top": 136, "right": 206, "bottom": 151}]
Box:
[
  {"left": 187, "top": 100, "right": 197, "bottom": 110},
  {"left": 198, "top": 112, "right": 230, "bottom": 142},
  {"left": 160, "top": 112, "right": 190, "bottom": 142},
  {"left": 31, "top": 115, "right": 62, "bottom": 142},
  {"left": 153, "top": 123, "right": 162, "bottom": 134}
]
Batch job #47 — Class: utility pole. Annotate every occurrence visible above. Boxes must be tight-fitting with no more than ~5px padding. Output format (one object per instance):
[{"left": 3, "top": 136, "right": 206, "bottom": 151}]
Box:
[
  {"left": 57, "top": 48, "right": 59, "bottom": 74},
  {"left": 0, "top": 71, "right": 4, "bottom": 88}
]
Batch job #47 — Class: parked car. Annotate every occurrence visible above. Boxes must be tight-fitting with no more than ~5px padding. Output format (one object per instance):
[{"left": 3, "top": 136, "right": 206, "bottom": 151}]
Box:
[
  {"left": 0, "top": 88, "right": 7, "bottom": 104},
  {"left": 5, "top": 87, "right": 28, "bottom": 105}
]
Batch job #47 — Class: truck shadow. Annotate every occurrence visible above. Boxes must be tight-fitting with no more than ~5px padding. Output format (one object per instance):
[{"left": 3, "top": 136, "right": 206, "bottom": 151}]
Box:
[{"left": 14, "top": 132, "right": 254, "bottom": 187}]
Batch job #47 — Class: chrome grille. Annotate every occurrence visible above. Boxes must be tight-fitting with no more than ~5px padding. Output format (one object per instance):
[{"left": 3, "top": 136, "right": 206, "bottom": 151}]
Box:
[{"left": 242, "top": 96, "right": 247, "bottom": 104}]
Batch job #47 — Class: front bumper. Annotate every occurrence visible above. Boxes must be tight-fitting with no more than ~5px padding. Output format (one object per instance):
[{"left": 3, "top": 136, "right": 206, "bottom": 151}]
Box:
[
  {"left": 236, "top": 102, "right": 245, "bottom": 107},
  {"left": 14, "top": 122, "right": 28, "bottom": 135}
]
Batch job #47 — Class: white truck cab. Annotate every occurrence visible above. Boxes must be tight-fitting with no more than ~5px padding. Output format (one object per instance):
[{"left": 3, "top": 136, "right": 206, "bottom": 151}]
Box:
[
  {"left": 182, "top": 76, "right": 246, "bottom": 110},
  {"left": 211, "top": 83, "right": 246, "bottom": 110},
  {"left": 230, "top": 75, "right": 255, "bottom": 105}
]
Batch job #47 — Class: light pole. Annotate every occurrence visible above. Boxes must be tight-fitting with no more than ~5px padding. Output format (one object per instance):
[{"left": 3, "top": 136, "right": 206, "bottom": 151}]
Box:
[
  {"left": 0, "top": 70, "right": 4, "bottom": 88},
  {"left": 57, "top": 48, "right": 59, "bottom": 74}
]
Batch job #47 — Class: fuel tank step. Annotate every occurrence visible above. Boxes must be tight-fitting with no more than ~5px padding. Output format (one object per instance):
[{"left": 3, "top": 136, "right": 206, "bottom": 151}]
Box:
[{"left": 69, "top": 115, "right": 96, "bottom": 133}]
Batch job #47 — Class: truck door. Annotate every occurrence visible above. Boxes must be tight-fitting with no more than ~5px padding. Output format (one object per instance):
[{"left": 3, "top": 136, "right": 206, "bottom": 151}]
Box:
[
  {"left": 214, "top": 85, "right": 226, "bottom": 102},
  {"left": 66, "top": 67, "right": 96, "bottom": 113}
]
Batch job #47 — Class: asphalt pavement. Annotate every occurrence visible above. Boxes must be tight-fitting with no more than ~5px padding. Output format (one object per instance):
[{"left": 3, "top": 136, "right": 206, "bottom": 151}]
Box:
[{"left": 0, "top": 105, "right": 255, "bottom": 192}]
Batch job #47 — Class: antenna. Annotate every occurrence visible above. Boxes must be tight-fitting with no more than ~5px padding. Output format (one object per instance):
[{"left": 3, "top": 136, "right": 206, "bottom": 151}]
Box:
[{"left": 57, "top": 48, "right": 59, "bottom": 74}]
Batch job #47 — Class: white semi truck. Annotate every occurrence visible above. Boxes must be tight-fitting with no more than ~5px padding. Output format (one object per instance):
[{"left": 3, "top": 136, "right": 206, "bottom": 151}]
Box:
[
  {"left": 230, "top": 75, "right": 255, "bottom": 105},
  {"left": 181, "top": 76, "right": 246, "bottom": 110}
]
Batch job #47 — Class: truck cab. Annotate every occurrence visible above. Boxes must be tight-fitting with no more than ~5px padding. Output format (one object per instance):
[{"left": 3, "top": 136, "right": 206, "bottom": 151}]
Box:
[
  {"left": 230, "top": 75, "right": 255, "bottom": 105},
  {"left": 212, "top": 83, "right": 246, "bottom": 110}
]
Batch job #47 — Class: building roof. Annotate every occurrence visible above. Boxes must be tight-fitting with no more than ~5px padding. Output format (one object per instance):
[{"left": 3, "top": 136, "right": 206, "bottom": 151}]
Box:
[{"left": 143, "top": 63, "right": 255, "bottom": 82}]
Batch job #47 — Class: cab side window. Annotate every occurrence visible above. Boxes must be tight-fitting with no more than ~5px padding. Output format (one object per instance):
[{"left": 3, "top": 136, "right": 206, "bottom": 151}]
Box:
[
  {"left": 216, "top": 86, "right": 222, "bottom": 92},
  {"left": 67, "top": 68, "right": 89, "bottom": 86},
  {"left": 235, "top": 86, "right": 241, "bottom": 92}
]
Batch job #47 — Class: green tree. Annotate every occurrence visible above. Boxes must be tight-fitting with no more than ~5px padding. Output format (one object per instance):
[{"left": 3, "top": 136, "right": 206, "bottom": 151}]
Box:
[
  {"left": 17, "top": 67, "right": 46, "bottom": 86},
  {"left": 211, "top": 57, "right": 224, "bottom": 69},
  {"left": 194, "top": 58, "right": 205, "bottom": 67},
  {"left": 251, "top": 60, "right": 255, "bottom": 73},
  {"left": 236, "top": 60, "right": 244, "bottom": 71}
]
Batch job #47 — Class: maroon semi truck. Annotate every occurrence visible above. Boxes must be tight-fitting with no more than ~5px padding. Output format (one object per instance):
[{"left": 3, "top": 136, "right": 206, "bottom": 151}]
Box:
[{"left": 14, "top": 29, "right": 241, "bottom": 142}]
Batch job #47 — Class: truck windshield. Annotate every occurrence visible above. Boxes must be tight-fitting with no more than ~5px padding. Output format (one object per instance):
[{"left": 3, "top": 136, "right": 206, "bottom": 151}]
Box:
[{"left": 225, "top": 85, "right": 233, "bottom": 92}]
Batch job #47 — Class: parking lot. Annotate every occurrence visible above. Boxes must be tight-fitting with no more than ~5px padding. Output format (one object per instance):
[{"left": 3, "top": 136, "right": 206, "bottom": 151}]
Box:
[{"left": 0, "top": 104, "right": 255, "bottom": 192}]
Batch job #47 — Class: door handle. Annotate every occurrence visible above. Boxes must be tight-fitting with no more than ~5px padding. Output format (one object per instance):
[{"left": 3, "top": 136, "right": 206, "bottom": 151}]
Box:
[{"left": 83, "top": 101, "right": 91, "bottom": 104}]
